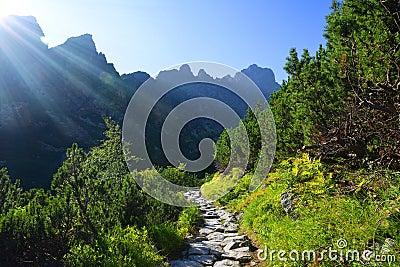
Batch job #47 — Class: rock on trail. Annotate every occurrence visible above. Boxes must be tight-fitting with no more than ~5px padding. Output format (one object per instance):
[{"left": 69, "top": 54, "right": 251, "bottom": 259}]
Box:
[{"left": 170, "top": 190, "right": 258, "bottom": 267}]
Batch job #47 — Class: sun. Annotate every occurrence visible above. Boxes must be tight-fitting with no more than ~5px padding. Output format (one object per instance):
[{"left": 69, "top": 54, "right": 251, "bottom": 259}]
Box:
[{"left": 0, "top": 0, "right": 30, "bottom": 19}]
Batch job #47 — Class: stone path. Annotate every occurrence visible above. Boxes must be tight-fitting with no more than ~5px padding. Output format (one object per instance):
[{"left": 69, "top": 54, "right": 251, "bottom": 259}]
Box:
[{"left": 170, "top": 190, "right": 258, "bottom": 267}]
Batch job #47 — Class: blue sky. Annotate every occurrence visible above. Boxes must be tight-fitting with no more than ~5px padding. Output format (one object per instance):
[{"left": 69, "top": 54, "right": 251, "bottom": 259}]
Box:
[{"left": 1, "top": 0, "right": 333, "bottom": 83}]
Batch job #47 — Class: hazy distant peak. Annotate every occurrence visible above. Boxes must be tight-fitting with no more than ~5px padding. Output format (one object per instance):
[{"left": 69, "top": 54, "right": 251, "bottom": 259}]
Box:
[
  {"left": 246, "top": 63, "right": 261, "bottom": 69},
  {"left": 156, "top": 64, "right": 195, "bottom": 83},
  {"left": 242, "top": 64, "right": 276, "bottom": 81},
  {"left": 241, "top": 64, "right": 280, "bottom": 95},
  {"left": 197, "top": 68, "right": 212, "bottom": 80},
  {"left": 179, "top": 64, "right": 194, "bottom": 76},
  {"left": 130, "top": 71, "right": 150, "bottom": 80},
  {"left": 121, "top": 71, "right": 151, "bottom": 90}
]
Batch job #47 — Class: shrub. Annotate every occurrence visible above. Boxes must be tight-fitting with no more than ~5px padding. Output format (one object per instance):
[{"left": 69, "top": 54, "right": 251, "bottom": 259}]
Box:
[
  {"left": 148, "top": 222, "right": 183, "bottom": 258},
  {"left": 176, "top": 207, "right": 203, "bottom": 237},
  {"left": 65, "top": 226, "right": 164, "bottom": 267},
  {"left": 200, "top": 168, "right": 243, "bottom": 202}
]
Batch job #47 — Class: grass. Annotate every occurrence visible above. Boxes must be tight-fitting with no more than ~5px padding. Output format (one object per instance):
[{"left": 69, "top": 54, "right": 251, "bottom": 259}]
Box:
[
  {"left": 201, "top": 168, "right": 252, "bottom": 205},
  {"left": 210, "top": 154, "right": 400, "bottom": 266}
]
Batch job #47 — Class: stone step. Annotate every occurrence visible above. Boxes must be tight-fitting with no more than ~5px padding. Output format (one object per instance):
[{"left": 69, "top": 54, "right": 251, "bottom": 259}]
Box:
[
  {"left": 188, "top": 254, "right": 216, "bottom": 265},
  {"left": 199, "top": 227, "right": 215, "bottom": 235},
  {"left": 213, "top": 259, "right": 240, "bottom": 267},
  {"left": 188, "top": 244, "right": 210, "bottom": 255},
  {"left": 170, "top": 190, "right": 256, "bottom": 266},
  {"left": 223, "top": 241, "right": 242, "bottom": 252},
  {"left": 204, "top": 214, "right": 219, "bottom": 219},
  {"left": 221, "top": 251, "right": 252, "bottom": 263},
  {"left": 170, "top": 260, "right": 203, "bottom": 267}
]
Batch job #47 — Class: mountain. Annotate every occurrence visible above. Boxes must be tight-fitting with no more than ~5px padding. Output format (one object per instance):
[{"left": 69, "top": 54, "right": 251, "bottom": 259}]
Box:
[
  {"left": 122, "top": 64, "right": 281, "bottom": 169},
  {"left": 0, "top": 16, "right": 147, "bottom": 187},
  {"left": 0, "top": 15, "right": 280, "bottom": 187},
  {"left": 241, "top": 64, "right": 280, "bottom": 98}
]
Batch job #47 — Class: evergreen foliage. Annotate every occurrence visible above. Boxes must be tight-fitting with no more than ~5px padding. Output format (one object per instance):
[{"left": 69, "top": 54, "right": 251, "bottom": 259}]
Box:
[{"left": 0, "top": 120, "right": 200, "bottom": 265}]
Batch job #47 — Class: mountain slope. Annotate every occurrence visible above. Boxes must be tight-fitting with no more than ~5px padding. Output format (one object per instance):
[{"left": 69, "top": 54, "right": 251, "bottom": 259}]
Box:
[
  {"left": 0, "top": 16, "right": 147, "bottom": 187},
  {"left": 0, "top": 15, "right": 280, "bottom": 187}
]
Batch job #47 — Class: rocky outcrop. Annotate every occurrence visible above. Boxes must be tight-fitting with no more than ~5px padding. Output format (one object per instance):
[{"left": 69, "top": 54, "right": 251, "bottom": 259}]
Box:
[
  {"left": 121, "top": 71, "right": 151, "bottom": 93},
  {"left": 170, "top": 191, "right": 258, "bottom": 267},
  {"left": 241, "top": 64, "right": 280, "bottom": 100},
  {"left": 280, "top": 190, "right": 299, "bottom": 220}
]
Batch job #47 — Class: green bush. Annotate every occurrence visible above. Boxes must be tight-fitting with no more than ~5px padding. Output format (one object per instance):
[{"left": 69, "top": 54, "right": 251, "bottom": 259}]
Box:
[
  {"left": 200, "top": 168, "right": 243, "bottom": 202},
  {"left": 176, "top": 207, "right": 204, "bottom": 237},
  {"left": 0, "top": 120, "right": 187, "bottom": 265},
  {"left": 0, "top": 189, "right": 69, "bottom": 265},
  {"left": 148, "top": 222, "right": 184, "bottom": 257},
  {"left": 65, "top": 226, "right": 164, "bottom": 267},
  {"left": 0, "top": 168, "right": 22, "bottom": 214},
  {"left": 147, "top": 207, "right": 203, "bottom": 258},
  {"left": 158, "top": 166, "right": 202, "bottom": 187},
  {"left": 278, "top": 153, "right": 333, "bottom": 199}
]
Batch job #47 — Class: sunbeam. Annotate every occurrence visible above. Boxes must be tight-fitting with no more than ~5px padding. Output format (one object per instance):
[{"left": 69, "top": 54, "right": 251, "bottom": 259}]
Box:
[
  {"left": 0, "top": 0, "right": 30, "bottom": 18},
  {"left": 0, "top": 14, "right": 122, "bottom": 148}
]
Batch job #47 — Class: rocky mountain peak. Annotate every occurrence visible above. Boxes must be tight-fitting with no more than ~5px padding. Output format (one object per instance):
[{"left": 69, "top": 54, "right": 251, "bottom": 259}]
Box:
[
  {"left": 0, "top": 15, "right": 45, "bottom": 37},
  {"left": 0, "top": 15, "right": 47, "bottom": 52},
  {"left": 197, "top": 68, "right": 213, "bottom": 80},
  {"left": 57, "top": 33, "right": 97, "bottom": 55},
  {"left": 241, "top": 64, "right": 280, "bottom": 98}
]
